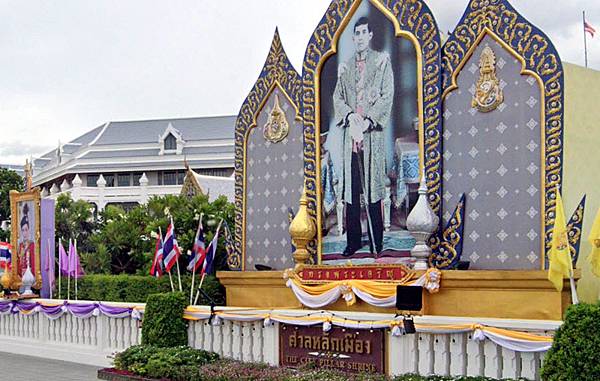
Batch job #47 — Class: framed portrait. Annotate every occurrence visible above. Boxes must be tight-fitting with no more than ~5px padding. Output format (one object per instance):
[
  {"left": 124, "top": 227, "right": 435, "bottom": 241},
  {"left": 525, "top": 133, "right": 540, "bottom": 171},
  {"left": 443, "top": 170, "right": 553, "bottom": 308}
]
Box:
[
  {"left": 318, "top": 1, "right": 422, "bottom": 265},
  {"left": 10, "top": 188, "right": 42, "bottom": 290}
]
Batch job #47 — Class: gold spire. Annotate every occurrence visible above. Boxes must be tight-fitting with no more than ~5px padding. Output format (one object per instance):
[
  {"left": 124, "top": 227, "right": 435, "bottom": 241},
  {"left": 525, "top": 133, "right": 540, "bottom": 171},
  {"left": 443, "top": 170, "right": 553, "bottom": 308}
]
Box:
[{"left": 289, "top": 187, "right": 316, "bottom": 271}]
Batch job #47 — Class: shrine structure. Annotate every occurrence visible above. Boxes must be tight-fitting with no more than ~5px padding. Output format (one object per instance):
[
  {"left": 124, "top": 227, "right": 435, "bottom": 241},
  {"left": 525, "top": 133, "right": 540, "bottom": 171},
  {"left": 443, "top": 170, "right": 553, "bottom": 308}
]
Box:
[{"left": 218, "top": 0, "right": 584, "bottom": 322}]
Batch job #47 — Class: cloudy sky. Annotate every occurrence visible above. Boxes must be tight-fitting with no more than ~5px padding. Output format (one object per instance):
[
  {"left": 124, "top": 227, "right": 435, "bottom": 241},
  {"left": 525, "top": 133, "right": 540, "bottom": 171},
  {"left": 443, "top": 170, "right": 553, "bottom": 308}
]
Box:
[{"left": 0, "top": 0, "right": 598, "bottom": 165}]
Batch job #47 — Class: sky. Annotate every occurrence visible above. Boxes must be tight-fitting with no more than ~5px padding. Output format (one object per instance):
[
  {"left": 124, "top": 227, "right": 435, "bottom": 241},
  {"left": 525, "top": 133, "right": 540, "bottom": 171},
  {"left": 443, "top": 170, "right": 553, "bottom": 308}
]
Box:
[{"left": 0, "top": 0, "right": 598, "bottom": 166}]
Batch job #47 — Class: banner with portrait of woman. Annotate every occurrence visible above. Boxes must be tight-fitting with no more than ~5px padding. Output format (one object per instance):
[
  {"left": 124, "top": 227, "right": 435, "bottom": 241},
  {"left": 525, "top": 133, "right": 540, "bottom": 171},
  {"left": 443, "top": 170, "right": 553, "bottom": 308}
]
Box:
[{"left": 9, "top": 188, "right": 42, "bottom": 291}]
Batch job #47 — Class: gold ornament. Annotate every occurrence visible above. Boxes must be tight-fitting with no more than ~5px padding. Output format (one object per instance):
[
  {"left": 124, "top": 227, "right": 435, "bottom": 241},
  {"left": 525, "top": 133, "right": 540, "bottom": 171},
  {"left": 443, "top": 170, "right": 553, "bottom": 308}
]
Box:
[
  {"left": 472, "top": 45, "right": 504, "bottom": 113},
  {"left": 289, "top": 188, "right": 317, "bottom": 271},
  {"left": 263, "top": 94, "right": 289, "bottom": 143},
  {"left": 1, "top": 270, "right": 12, "bottom": 291},
  {"left": 594, "top": 239, "right": 600, "bottom": 249}
]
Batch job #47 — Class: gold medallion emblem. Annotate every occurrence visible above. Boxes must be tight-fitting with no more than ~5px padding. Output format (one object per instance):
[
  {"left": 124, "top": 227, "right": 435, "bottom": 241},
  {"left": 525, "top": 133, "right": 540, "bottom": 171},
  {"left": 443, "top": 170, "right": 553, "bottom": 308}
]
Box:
[
  {"left": 472, "top": 45, "right": 504, "bottom": 113},
  {"left": 263, "top": 94, "right": 289, "bottom": 143}
]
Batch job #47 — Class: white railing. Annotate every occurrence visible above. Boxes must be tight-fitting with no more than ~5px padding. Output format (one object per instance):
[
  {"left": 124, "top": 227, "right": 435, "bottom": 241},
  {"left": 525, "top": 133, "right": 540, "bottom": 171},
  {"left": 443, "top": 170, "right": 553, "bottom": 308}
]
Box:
[
  {"left": 186, "top": 311, "right": 558, "bottom": 381},
  {"left": 0, "top": 302, "right": 142, "bottom": 367},
  {"left": 0, "top": 303, "right": 558, "bottom": 380}
]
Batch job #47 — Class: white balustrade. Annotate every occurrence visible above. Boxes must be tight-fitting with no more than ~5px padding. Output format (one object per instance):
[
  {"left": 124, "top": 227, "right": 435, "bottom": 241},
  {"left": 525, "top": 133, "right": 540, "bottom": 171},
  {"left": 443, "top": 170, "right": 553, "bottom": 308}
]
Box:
[
  {"left": 0, "top": 301, "right": 143, "bottom": 367},
  {"left": 0, "top": 303, "right": 557, "bottom": 380}
]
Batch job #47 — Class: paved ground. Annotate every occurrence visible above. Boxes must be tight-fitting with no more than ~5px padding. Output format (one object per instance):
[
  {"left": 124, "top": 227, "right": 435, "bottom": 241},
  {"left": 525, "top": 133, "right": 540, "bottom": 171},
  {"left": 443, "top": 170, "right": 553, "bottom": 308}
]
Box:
[{"left": 0, "top": 352, "right": 101, "bottom": 380}]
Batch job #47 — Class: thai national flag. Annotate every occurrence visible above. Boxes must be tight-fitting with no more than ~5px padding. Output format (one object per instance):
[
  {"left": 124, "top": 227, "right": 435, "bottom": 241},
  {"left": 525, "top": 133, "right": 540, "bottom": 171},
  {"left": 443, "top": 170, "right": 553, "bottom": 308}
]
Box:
[
  {"left": 0, "top": 242, "right": 12, "bottom": 270},
  {"left": 187, "top": 220, "right": 206, "bottom": 272},
  {"left": 202, "top": 227, "right": 221, "bottom": 276},
  {"left": 150, "top": 232, "right": 164, "bottom": 278},
  {"left": 163, "top": 218, "right": 181, "bottom": 273}
]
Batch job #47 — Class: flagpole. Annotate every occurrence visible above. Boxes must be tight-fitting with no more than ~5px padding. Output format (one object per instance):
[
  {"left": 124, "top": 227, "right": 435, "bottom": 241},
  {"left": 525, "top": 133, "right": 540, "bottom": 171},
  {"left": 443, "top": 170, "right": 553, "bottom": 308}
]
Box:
[
  {"left": 194, "top": 219, "right": 223, "bottom": 305},
  {"left": 58, "top": 238, "right": 61, "bottom": 300},
  {"left": 160, "top": 226, "right": 174, "bottom": 292},
  {"left": 74, "top": 239, "right": 78, "bottom": 301},
  {"left": 189, "top": 250, "right": 196, "bottom": 305},
  {"left": 584, "top": 11, "right": 589, "bottom": 68},
  {"left": 47, "top": 238, "right": 52, "bottom": 300},
  {"left": 170, "top": 217, "right": 183, "bottom": 292},
  {"left": 193, "top": 273, "right": 206, "bottom": 305},
  {"left": 175, "top": 260, "right": 183, "bottom": 292},
  {"left": 67, "top": 239, "right": 71, "bottom": 301},
  {"left": 190, "top": 214, "right": 203, "bottom": 305}
]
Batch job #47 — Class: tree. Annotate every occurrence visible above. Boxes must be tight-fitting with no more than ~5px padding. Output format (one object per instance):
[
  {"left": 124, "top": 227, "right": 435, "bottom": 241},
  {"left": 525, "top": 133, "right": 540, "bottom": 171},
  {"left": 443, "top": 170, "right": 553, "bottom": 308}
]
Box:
[
  {"left": 53, "top": 193, "right": 236, "bottom": 275},
  {"left": 55, "top": 193, "right": 98, "bottom": 253},
  {"left": 0, "top": 168, "right": 24, "bottom": 241}
]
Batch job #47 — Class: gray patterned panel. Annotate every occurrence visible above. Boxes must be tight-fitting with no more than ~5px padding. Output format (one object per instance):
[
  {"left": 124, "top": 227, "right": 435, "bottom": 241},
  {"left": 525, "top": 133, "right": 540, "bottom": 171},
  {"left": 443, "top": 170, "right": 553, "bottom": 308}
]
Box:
[
  {"left": 245, "top": 88, "right": 303, "bottom": 270},
  {"left": 442, "top": 35, "right": 542, "bottom": 270}
]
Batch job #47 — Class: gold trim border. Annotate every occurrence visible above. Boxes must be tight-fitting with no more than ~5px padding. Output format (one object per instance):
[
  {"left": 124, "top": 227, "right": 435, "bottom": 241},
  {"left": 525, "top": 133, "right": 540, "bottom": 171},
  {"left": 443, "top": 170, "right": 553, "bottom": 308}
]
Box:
[
  {"left": 302, "top": 0, "right": 443, "bottom": 264},
  {"left": 9, "top": 188, "right": 42, "bottom": 290}
]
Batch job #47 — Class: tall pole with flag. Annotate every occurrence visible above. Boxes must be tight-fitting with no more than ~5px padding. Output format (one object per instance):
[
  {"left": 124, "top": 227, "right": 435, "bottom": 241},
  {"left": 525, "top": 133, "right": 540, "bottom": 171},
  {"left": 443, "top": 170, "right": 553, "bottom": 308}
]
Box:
[
  {"left": 548, "top": 188, "right": 578, "bottom": 304},
  {"left": 150, "top": 230, "right": 165, "bottom": 279},
  {"left": 58, "top": 239, "right": 68, "bottom": 299},
  {"left": 587, "top": 207, "right": 600, "bottom": 278},
  {"left": 194, "top": 219, "right": 222, "bottom": 305},
  {"left": 188, "top": 214, "right": 206, "bottom": 305},
  {"left": 584, "top": 11, "right": 596, "bottom": 68},
  {"left": 163, "top": 219, "right": 182, "bottom": 292}
]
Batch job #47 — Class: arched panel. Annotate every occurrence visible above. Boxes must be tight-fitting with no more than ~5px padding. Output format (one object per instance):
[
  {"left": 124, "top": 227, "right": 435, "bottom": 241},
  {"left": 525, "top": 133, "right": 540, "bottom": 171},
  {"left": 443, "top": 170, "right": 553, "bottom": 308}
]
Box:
[
  {"left": 231, "top": 30, "right": 303, "bottom": 271},
  {"left": 302, "top": 0, "right": 442, "bottom": 263},
  {"left": 442, "top": 0, "right": 564, "bottom": 269}
]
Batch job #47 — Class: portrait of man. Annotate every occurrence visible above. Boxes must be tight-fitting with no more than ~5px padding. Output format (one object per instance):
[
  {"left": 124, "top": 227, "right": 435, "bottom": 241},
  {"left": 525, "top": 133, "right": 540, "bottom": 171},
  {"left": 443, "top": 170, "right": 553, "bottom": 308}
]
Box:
[
  {"left": 333, "top": 16, "right": 394, "bottom": 256},
  {"left": 319, "top": 3, "right": 420, "bottom": 265},
  {"left": 17, "top": 201, "right": 36, "bottom": 277}
]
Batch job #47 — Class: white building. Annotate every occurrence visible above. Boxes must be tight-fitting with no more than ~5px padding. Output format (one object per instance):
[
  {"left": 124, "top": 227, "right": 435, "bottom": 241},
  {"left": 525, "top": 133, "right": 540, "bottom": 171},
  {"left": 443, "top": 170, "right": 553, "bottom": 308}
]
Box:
[{"left": 32, "top": 115, "right": 236, "bottom": 210}]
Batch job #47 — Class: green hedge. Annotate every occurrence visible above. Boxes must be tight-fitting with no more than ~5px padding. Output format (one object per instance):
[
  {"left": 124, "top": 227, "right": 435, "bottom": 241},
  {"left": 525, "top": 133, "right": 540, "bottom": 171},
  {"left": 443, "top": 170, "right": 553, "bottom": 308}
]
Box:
[
  {"left": 142, "top": 292, "right": 188, "bottom": 347},
  {"left": 541, "top": 302, "right": 600, "bottom": 381},
  {"left": 57, "top": 274, "right": 225, "bottom": 305},
  {"left": 113, "top": 345, "right": 218, "bottom": 380},
  {"left": 113, "top": 345, "right": 527, "bottom": 381}
]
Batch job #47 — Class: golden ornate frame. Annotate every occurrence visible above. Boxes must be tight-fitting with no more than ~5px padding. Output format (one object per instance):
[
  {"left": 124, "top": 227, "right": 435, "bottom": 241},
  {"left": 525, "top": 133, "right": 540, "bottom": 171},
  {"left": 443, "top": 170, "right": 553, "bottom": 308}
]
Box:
[
  {"left": 302, "top": 0, "right": 443, "bottom": 263},
  {"left": 9, "top": 188, "right": 42, "bottom": 290}
]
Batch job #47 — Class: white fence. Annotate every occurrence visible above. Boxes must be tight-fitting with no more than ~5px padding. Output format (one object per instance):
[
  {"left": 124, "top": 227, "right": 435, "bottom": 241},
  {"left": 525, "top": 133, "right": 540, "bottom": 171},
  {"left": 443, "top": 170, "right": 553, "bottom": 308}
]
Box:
[
  {"left": 0, "top": 302, "right": 142, "bottom": 367},
  {"left": 0, "top": 302, "right": 559, "bottom": 380}
]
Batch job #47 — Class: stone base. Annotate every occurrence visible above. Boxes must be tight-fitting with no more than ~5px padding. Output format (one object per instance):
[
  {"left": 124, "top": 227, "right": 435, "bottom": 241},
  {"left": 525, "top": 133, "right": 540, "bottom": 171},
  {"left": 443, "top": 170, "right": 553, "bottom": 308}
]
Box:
[{"left": 217, "top": 269, "right": 580, "bottom": 320}]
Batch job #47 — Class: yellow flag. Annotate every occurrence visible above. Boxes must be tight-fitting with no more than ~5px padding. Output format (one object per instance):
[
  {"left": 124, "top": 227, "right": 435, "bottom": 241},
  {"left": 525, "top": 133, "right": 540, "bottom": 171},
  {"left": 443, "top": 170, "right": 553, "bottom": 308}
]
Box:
[
  {"left": 587, "top": 208, "right": 600, "bottom": 277},
  {"left": 547, "top": 190, "right": 573, "bottom": 291}
]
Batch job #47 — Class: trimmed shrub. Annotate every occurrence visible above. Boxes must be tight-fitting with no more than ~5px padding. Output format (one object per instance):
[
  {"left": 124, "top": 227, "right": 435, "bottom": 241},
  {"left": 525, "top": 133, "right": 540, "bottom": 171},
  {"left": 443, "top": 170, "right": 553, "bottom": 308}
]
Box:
[
  {"left": 57, "top": 274, "right": 224, "bottom": 305},
  {"left": 541, "top": 302, "right": 600, "bottom": 381},
  {"left": 113, "top": 345, "right": 218, "bottom": 380},
  {"left": 141, "top": 292, "right": 188, "bottom": 347}
]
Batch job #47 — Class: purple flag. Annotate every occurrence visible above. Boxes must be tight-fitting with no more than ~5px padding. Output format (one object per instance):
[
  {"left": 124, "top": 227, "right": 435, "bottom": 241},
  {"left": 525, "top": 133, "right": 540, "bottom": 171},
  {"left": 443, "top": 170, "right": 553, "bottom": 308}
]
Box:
[
  {"left": 68, "top": 240, "right": 85, "bottom": 278},
  {"left": 59, "top": 241, "right": 69, "bottom": 276}
]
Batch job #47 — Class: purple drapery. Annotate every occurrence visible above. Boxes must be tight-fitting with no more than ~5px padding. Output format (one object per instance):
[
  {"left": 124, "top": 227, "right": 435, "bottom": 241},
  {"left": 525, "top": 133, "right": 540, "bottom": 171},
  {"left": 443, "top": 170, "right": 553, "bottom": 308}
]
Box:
[{"left": 0, "top": 300, "right": 142, "bottom": 320}]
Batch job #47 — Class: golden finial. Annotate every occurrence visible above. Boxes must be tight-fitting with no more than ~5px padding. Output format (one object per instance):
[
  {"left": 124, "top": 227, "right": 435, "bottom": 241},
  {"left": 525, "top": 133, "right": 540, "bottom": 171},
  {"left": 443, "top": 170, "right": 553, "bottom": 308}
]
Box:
[{"left": 289, "top": 187, "right": 316, "bottom": 271}]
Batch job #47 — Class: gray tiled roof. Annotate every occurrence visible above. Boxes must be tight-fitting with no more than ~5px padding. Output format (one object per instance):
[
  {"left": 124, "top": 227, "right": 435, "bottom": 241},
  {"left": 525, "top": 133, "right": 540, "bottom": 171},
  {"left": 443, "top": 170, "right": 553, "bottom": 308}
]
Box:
[
  {"left": 32, "top": 115, "right": 236, "bottom": 184},
  {"left": 94, "top": 116, "right": 236, "bottom": 145}
]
